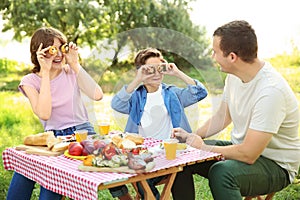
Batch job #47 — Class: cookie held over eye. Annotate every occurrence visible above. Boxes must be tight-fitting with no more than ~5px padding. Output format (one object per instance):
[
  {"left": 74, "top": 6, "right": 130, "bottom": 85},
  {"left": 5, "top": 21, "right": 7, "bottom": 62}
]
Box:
[
  {"left": 49, "top": 46, "right": 58, "bottom": 55},
  {"left": 157, "top": 64, "right": 167, "bottom": 73},
  {"left": 146, "top": 66, "right": 156, "bottom": 74},
  {"left": 61, "top": 43, "right": 69, "bottom": 53}
]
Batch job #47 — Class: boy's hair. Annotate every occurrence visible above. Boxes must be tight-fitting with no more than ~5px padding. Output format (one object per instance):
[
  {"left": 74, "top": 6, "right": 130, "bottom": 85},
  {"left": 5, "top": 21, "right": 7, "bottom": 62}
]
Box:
[
  {"left": 30, "top": 27, "right": 67, "bottom": 73},
  {"left": 134, "top": 48, "right": 163, "bottom": 69},
  {"left": 213, "top": 20, "right": 258, "bottom": 63}
]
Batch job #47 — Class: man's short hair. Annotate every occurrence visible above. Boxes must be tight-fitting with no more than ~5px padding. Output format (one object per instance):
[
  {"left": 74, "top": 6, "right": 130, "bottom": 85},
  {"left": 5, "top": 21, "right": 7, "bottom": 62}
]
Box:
[{"left": 213, "top": 20, "right": 258, "bottom": 63}]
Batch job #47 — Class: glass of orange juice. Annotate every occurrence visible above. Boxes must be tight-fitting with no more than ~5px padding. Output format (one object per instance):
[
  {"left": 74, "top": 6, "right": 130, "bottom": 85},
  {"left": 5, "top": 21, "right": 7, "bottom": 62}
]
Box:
[
  {"left": 98, "top": 122, "right": 110, "bottom": 135},
  {"left": 74, "top": 130, "right": 88, "bottom": 142},
  {"left": 163, "top": 138, "right": 179, "bottom": 160}
]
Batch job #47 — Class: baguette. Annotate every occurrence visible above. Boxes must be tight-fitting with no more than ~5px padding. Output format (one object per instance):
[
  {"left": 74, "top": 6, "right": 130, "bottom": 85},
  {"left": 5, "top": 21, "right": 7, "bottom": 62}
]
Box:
[
  {"left": 24, "top": 131, "right": 55, "bottom": 146},
  {"left": 52, "top": 142, "right": 69, "bottom": 152},
  {"left": 111, "top": 135, "right": 123, "bottom": 147},
  {"left": 47, "top": 137, "right": 62, "bottom": 150}
]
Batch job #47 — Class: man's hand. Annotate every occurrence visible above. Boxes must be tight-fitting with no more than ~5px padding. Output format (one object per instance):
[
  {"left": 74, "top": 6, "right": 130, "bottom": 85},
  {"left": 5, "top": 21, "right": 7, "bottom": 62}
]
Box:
[
  {"left": 173, "top": 128, "right": 205, "bottom": 149},
  {"left": 186, "top": 134, "right": 204, "bottom": 149}
]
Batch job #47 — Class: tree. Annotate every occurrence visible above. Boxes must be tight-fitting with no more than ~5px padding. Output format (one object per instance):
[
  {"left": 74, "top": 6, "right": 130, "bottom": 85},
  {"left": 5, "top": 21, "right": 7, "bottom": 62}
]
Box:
[
  {"left": 0, "top": 0, "right": 107, "bottom": 46},
  {"left": 0, "top": 0, "right": 212, "bottom": 69},
  {"left": 100, "top": 0, "right": 212, "bottom": 69}
]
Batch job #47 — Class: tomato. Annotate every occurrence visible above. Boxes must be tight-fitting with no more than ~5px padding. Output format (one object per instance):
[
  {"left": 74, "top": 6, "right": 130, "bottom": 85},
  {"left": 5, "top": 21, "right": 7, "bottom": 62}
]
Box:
[{"left": 131, "top": 148, "right": 140, "bottom": 155}]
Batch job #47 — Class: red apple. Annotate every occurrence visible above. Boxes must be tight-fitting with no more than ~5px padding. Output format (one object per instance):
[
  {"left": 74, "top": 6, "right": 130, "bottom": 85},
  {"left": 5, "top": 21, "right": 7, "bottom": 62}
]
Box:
[
  {"left": 82, "top": 148, "right": 89, "bottom": 156},
  {"left": 68, "top": 142, "right": 83, "bottom": 156}
]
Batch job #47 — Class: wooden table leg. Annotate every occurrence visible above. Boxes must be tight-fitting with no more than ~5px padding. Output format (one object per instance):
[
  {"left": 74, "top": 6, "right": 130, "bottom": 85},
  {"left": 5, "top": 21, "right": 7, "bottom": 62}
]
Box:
[
  {"left": 139, "top": 179, "right": 156, "bottom": 200},
  {"left": 159, "top": 172, "right": 177, "bottom": 200}
]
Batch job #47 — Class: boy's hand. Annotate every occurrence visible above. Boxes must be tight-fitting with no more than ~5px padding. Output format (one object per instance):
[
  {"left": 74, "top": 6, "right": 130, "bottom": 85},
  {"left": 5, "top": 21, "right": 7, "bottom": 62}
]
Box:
[
  {"left": 135, "top": 65, "right": 155, "bottom": 82},
  {"left": 172, "top": 128, "right": 189, "bottom": 142},
  {"left": 163, "top": 63, "right": 180, "bottom": 76}
]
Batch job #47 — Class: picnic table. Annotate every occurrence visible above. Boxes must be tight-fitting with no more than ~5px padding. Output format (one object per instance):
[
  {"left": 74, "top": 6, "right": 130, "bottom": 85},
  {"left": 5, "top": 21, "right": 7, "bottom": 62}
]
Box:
[{"left": 3, "top": 138, "right": 223, "bottom": 200}]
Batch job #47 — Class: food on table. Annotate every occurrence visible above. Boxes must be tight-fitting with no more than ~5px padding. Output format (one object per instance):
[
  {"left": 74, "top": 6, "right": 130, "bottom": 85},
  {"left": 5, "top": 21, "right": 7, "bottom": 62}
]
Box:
[
  {"left": 51, "top": 142, "right": 69, "bottom": 152},
  {"left": 80, "top": 140, "right": 96, "bottom": 156},
  {"left": 93, "top": 140, "right": 107, "bottom": 149},
  {"left": 124, "top": 133, "right": 144, "bottom": 145},
  {"left": 81, "top": 139, "right": 154, "bottom": 171},
  {"left": 48, "top": 46, "right": 58, "bottom": 55},
  {"left": 111, "top": 135, "right": 123, "bottom": 147},
  {"left": 91, "top": 154, "right": 128, "bottom": 168},
  {"left": 46, "top": 137, "right": 62, "bottom": 150},
  {"left": 176, "top": 143, "right": 187, "bottom": 150},
  {"left": 57, "top": 135, "right": 76, "bottom": 142},
  {"left": 68, "top": 142, "right": 84, "bottom": 156},
  {"left": 102, "top": 142, "right": 118, "bottom": 160},
  {"left": 83, "top": 155, "right": 94, "bottom": 166},
  {"left": 111, "top": 133, "right": 144, "bottom": 149},
  {"left": 119, "top": 139, "right": 137, "bottom": 149},
  {"left": 128, "top": 146, "right": 148, "bottom": 155},
  {"left": 140, "top": 152, "right": 154, "bottom": 163},
  {"left": 128, "top": 152, "right": 150, "bottom": 170},
  {"left": 24, "top": 131, "right": 55, "bottom": 146}
]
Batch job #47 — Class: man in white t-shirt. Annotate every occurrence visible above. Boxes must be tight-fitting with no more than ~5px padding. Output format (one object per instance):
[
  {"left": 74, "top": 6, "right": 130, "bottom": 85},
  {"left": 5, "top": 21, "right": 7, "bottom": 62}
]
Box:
[{"left": 172, "top": 20, "right": 300, "bottom": 200}]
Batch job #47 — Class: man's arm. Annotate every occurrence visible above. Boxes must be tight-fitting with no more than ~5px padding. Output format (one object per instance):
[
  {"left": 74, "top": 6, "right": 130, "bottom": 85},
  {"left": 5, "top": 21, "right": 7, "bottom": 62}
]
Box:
[
  {"left": 201, "top": 129, "right": 272, "bottom": 164},
  {"left": 196, "top": 101, "right": 232, "bottom": 138}
]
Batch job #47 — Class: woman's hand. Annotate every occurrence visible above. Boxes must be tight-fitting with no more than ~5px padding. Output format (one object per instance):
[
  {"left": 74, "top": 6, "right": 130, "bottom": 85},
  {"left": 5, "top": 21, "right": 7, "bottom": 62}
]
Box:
[
  {"left": 64, "top": 42, "right": 80, "bottom": 70},
  {"left": 36, "top": 43, "right": 54, "bottom": 72}
]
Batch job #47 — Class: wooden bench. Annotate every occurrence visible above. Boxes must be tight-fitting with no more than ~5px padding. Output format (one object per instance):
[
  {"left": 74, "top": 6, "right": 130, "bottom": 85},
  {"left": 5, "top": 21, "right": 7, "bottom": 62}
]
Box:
[{"left": 244, "top": 192, "right": 276, "bottom": 200}]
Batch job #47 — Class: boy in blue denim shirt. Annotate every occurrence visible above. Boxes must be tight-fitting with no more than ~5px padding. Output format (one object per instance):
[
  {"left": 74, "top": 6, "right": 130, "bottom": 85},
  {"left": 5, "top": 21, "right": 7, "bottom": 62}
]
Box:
[{"left": 109, "top": 48, "right": 208, "bottom": 199}]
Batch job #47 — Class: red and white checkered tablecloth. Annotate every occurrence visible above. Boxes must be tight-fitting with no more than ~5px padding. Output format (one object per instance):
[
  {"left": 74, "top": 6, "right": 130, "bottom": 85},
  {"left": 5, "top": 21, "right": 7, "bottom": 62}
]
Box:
[{"left": 2, "top": 138, "right": 223, "bottom": 200}]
